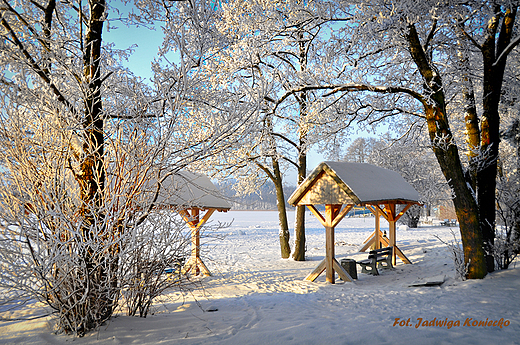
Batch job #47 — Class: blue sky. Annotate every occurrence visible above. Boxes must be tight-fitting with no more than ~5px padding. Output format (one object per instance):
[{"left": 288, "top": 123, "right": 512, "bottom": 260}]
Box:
[
  {"left": 104, "top": 2, "right": 163, "bottom": 81},
  {"left": 103, "top": 3, "right": 393, "bottom": 184},
  {"left": 102, "top": 3, "right": 327, "bottom": 184}
]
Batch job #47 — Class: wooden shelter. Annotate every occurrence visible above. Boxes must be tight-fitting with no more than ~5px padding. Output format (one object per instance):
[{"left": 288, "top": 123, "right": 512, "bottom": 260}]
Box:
[
  {"left": 153, "top": 170, "right": 231, "bottom": 276},
  {"left": 288, "top": 161, "right": 421, "bottom": 284}
]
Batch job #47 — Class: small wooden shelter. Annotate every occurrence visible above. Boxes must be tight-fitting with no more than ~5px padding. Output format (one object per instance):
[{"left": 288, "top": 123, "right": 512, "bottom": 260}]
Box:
[
  {"left": 288, "top": 161, "right": 420, "bottom": 284},
  {"left": 153, "top": 170, "right": 231, "bottom": 276}
]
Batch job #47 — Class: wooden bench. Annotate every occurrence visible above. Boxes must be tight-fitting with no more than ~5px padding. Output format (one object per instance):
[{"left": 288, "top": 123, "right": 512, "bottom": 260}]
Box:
[
  {"left": 163, "top": 256, "right": 186, "bottom": 276},
  {"left": 358, "top": 247, "right": 393, "bottom": 275},
  {"left": 441, "top": 219, "right": 457, "bottom": 226}
]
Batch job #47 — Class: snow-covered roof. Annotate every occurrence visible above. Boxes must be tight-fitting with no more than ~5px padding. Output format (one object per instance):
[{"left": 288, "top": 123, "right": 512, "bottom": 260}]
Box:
[
  {"left": 288, "top": 161, "right": 420, "bottom": 206},
  {"left": 151, "top": 170, "right": 231, "bottom": 210}
]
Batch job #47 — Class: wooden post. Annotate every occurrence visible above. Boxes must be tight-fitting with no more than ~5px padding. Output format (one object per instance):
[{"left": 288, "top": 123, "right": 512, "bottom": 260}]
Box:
[
  {"left": 360, "top": 203, "right": 413, "bottom": 265},
  {"left": 374, "top": 207, "right": 380, "bottom": 250},
  {"left": 325, "top": 204, "right": 336, "bottom": 284},
  {"left": 325, "top": 224, "right": 335, "bottom": 283},
  {"left": 304, "top": 204, "right": 354, "bottom": 284},
  {"left": 385, "top": 204, "right": 397, "bottom": 265},
  {"left": 179, "top": 208, "right": 215, "bottom": 276},
  {"left": 191, "top": 208, "right": 201, "bottom": 275}
]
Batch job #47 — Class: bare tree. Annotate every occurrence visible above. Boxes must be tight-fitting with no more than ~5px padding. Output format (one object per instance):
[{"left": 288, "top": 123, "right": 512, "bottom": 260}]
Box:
[
  {"left": 0, "top": 0, "right": 234, "bottom": 335},
  {"left": 272, "top": 0, "right": 520, "bottom": 278},
  {"left": 365, "top": 133, "right": 451, "bottom": 227},
  {"left": 164, "top": 0, "right": 356, "bottom": 260}
]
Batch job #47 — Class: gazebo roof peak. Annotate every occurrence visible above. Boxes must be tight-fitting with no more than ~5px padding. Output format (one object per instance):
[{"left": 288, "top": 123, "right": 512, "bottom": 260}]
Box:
[
  {"left": 288, "top": 161, "right": 420, "bottom": 206},
  {"left": 151, "top": 170, "right": 232, "bottom": 211}
]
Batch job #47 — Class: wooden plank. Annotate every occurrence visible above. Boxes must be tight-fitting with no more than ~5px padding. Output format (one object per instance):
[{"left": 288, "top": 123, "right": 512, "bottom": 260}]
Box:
[
  {"left": 331, "top": 204, "right": 354, "bottom": 228},
  {"left": 408, "top": 275, "right": 445, "bottom": 287},
  {"left": 378, "top": 236, "right": 412, "bottom": 264},
  {"left": 306, "top": 205, "right": 327, "bottom": 227},
  {"left": 196, "top": 208, "right": 215, "bottom": 229},
  {"left": 360, "top": 234, "right": 375, "bottom": 252},
  {"left": 374, "top": 207, "right": 380, "bottom": 250},
  {"left": 332, "top": 258, "right": 354, "bottom": 282},
  {"left": 394, "top": 203, "right": 413, "bottom": 222},
  {"left": 304, "top": 259, "right": 326, "bottom": 282}
]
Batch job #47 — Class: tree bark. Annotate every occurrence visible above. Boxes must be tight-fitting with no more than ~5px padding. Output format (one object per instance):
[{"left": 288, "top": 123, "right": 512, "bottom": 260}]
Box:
[
  {"left": 292, "top": 151, "right": 307, "bottom": 261},
  {"left": 292, "top": 31, "right": 309, "bottom": 261},
  {"left": 477, "top": 6, "right": 517, "bottom": 272},
  {"left": 80, "top": 0, "right": 112, "bottom": 326},
  {"left": 456, "top": 28, "right": 480, "bottom": 191},
  {"left": 257, "top": 113, "right": 291, "bottom": 259},
  {"left": 272, "top": 158, "right": 291, "bottom": 258},
  {"left": 406, "top": 24, "right": 487, "bottom": 278}
]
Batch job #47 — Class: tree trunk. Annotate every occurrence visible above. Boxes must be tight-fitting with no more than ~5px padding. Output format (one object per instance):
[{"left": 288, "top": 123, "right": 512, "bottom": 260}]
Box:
[
  {"left": 80, "top": 0, "right": 112, "bottom": 327},
  {"left": 406, "top": 24, "right": 487, "bottom": 279},
  {"left": 292, "top": 152, "right": 307, "bottom": 261},
  {"left": 433, "top": 134, "right": 487, "bottom": 279},
  {"left": 272, "top": 158, "right": 291, "bottom": 258},
  {"left": 476, "top": 6, "right": 517, "bottom": 272},
  {"left": 292, "top": 28, "right": 309, "bottom": 262}
]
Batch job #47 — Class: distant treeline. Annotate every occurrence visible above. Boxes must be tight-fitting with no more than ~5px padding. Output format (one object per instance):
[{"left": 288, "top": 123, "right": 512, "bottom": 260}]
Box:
[{"left": 216, "top": 180, "right": 297, "bottom": 210}]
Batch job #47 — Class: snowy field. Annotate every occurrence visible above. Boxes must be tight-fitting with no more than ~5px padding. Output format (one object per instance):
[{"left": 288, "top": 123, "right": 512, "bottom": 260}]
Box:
[{"left": 1, "top": 210, "right": 519, "bottom": 345}]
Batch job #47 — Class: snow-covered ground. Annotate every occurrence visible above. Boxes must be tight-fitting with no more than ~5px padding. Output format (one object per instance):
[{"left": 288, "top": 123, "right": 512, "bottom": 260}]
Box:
[{"left": 1, "top": 210, "right": 519, "bottom": 344}]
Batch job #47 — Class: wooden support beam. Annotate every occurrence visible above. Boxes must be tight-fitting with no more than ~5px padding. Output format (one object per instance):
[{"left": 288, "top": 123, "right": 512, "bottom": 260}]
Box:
[
  {"left": 304, "top": 259, "right": 326, "bottom": 282},
  {"left": 385, "top": 203, "right": 397, "bottom": 265},
  {"left": 179, "top": 207, "right": 216, "bottom": 277},
  {"left": 394, "top": 203, "right": 413, "bottom": 222},
  {"left": 372, "top": 204, "right": 390, "bottom": 222},
  {"left": 326, "top": 225, "right": 335, "bottom": 283},
  {"left": 379, "top": 236, "right": 412, "bottom": 265},
  {"left": 362, "top": 202, "right": 415, "bottom": 264},
  {"left": 331, "top": 204, "right": 354, "bottom": 228},
  {"left": 360, "top": 229, "right": 385, "bottom": 252},
  {"left": 196, "top": 208, "right": 215, "bottom": 228},
  {"left": 304, "top": 258, "right": 355, "bottom": 282},
  {"left": 304, "top": 204, "right": 355, "bottom": 284},
  {"left": 181, "top": 257, "right": 211, "bottom": 276},
  {"left": 374, "top": 207, "right": 380, "bottom": 250},
  {"left": 360, "top": 232, "right": 376, "bottom": 252},
  {"left": 306, "top": 204, "right": 326, "bottom": 227}
]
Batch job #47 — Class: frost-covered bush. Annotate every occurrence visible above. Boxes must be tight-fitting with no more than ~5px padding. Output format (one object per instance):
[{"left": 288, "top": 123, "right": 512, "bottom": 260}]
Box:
[
  {"left": 397, "top": 204, "right": 422, "bottom": 228},
  {"left": 119, "top": 212, "right": 198, "bottom": 318},
  {"left": 494, "top": 119, "right": 520, "bottom": 270},
  {"left": 435, "top": 230, "right": 469, "bottom": 280},
  {"left": 491, "top": 226, "right": 520, "bottom": 270}
]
